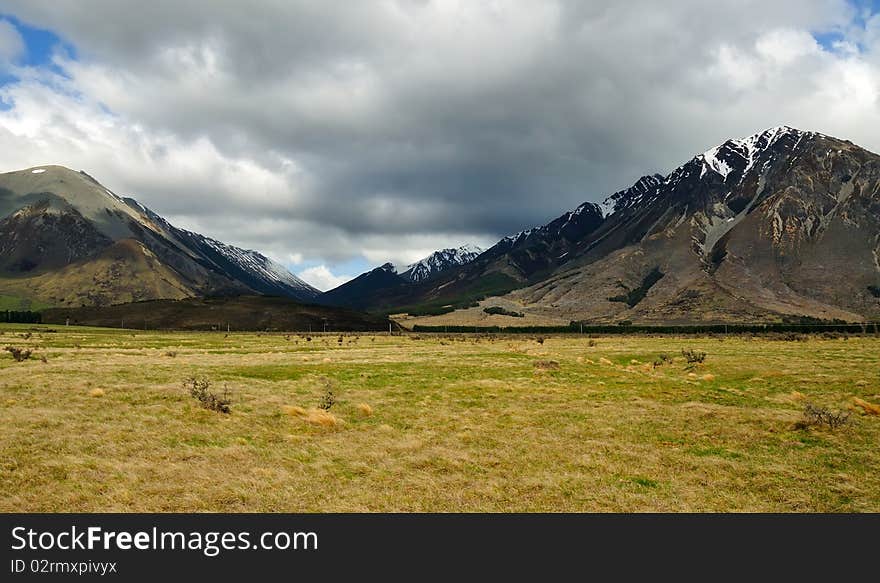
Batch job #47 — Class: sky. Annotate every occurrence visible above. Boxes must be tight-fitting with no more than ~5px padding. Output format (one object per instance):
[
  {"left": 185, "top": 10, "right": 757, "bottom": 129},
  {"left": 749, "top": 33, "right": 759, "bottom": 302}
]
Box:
[{"left": 1, "top": 1, "right": 880, "bottom": 290}]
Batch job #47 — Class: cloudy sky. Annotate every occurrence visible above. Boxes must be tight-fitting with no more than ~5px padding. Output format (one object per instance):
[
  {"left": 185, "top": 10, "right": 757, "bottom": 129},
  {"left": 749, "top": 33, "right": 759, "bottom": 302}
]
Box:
[{"left": 1, "top": 1, "right": 879, "bottom": 290}]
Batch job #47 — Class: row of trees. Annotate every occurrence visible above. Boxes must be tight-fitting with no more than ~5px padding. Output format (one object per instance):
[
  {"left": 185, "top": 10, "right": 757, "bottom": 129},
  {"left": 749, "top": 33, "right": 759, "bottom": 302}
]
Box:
[{"left": 0, "top": 310, "right": 42, "bottom": 323}]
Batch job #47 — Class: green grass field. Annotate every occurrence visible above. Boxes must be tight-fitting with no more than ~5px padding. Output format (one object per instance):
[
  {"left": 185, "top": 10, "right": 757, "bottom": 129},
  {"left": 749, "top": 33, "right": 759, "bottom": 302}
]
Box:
[
  {"left": 0, "top": 294, "right": 50, "bottom": 311},
  {"left": 1, "top": 323, "right": 878, "bottom": 511}
]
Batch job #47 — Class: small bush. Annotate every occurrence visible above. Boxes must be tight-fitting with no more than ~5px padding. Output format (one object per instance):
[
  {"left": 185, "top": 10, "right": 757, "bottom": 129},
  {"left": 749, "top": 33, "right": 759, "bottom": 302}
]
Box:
[
  {"left": 681, "top": 349, "right": 706, "bottom": 364},
  {"left": 184, "top": 376, "right": 231, "bottom": 414},
  {"left": 653, "top": 353, "right": 673, "bottom": 367},
  {"left": 164, "top": 351, "right": 177, "bottom": 358},
  {"left": 317, "top": 377, "right": 336, "bottom": 411},
  {"left": 798, "top": 403, "right": 849, "bottom": 430},
  {"left": 4, "top": 346, "right": 31, "bottom": 362},
  {"left": 535, "top": 336, "right": 545, "bottom": 345}
]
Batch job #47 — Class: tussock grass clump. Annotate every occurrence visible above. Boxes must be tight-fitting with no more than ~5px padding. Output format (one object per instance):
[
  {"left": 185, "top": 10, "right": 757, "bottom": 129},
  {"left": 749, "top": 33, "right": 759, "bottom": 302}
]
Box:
[
  {"left": 184, "top": 376, "right": 231, "bottom": 414},
  {"left": 356, "top": 403, "right": 373, "bottom": 417},
  {"left": 284, "top": 405, "right": 342, "bottom": 428},
  {"left": 4, "top": 346, "right": 31, "bottom": 362},
  {"left": 89, "top": 388, "right": 105, "bottom": 397},
  {"left": 164, "top": 351, "right": 177, "bottom": 358},
  {"left": 598, "top": 357, "right": 613, "bottom": 365},
  {"left": 853, "top": 397, "right": 880, "bottom": 416}
]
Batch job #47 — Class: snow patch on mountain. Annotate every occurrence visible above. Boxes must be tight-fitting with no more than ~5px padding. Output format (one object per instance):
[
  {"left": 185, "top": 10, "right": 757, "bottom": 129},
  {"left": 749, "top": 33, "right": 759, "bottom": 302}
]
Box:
[
  {"left": 600, "top": 174, "right": 665, "bottom": 216},
  {"left": 696, "top": 126, "right": 809, "bottom": 182},
  {"left": 400, "top": 245, "right": 484, "bottom": 282}
]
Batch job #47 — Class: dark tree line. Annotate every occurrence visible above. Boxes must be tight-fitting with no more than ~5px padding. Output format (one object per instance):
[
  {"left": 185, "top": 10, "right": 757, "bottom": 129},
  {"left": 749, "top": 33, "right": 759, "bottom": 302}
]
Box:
[{"left": 0, "top": 310, "right": 42, "bottom": 323}]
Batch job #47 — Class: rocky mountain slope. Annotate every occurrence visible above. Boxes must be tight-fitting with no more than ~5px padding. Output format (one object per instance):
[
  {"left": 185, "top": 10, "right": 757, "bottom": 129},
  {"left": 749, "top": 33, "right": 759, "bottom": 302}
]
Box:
[
  {"left": 403, "top": 127, "right": 880, "bottom": 325},
  {"left": 0, "top": 165, "right": 318, "bottom": 307}
]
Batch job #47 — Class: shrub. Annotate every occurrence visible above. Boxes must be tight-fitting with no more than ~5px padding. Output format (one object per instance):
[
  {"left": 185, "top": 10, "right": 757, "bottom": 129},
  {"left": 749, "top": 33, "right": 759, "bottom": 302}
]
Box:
[
  {"left": 681, "top": 349, "right": 707, "bottom": 364},
  {"left": 184, "top": 376, "right": 231, "bottom": 414},
  {"left": 653, "top": 353, "right": 673, "bottom": 367},
  {"left": 318, "top": 377, "right": 336, "bottom": 411},
  {"left": 4, "top": 346, "right": 31, "bottom": 362},
  {"left": 798, "top": 403, "right": 849, "bottom": 430},
  {"left": 164, "top": 351, "right": 177, "bottom": 358},
  {"left": 535, "top": 336, "right": 545, "bottom": 345}
]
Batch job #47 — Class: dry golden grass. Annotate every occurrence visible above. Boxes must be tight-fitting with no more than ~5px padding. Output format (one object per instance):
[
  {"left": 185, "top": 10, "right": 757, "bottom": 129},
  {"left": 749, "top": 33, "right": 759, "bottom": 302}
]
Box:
[
  {"left": 853, "top": 397, "right": 880, "bottom": 415},
  {"left": 1, "top": 323, "right": 879, "bottom": 512},
  {"left": 88, "top": 388, "right": 105, "bottom": 397},
  {"left": 357, "top": 403, "right": 374, "bottom": 417}
]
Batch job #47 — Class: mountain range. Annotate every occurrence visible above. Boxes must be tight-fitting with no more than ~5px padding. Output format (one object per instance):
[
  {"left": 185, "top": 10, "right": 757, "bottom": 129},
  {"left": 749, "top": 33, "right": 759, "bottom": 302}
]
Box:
[
  {"left": 323, "top": 126, "right": 880, "bottom": 325},
  {"left": 2, "top": 126, "right": 879, "bottom": 325},
  {"left": 0, "top": 165, "right": 318, "bottom": 308}
]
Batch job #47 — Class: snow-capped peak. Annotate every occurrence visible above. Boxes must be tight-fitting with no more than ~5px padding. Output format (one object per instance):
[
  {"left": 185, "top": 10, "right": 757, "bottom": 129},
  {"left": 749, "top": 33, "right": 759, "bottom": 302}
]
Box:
[
  {"left": 600, "top": 174, "right": 665, "bottom": 216},
  {"left": 697, "top": 126, "right": 808, "bottom": 182},
  {"left": 400, "top": 245, "right": 484, "bottom": 282}
]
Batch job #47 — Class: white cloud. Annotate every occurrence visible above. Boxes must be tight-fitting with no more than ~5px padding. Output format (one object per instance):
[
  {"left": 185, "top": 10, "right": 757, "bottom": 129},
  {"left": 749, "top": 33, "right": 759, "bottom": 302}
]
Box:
[
  {"left": 0, "top": 20, "right": 24, "bottom": 65},
  {"left": 296, "top": 265, "right": 353, "bottom": 292},
  {"left": 755, "top": 29, "right": 820, "bottom": 65}
]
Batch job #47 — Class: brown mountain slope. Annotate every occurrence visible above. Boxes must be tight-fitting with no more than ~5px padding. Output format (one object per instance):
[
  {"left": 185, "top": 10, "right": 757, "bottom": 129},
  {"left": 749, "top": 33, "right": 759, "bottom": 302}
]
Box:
[
  {"left": 0, "top": 239, "right": 193, "bottom": 307},
  {"left": 0, "top": 165, "right": 318, "bottom": 306}
]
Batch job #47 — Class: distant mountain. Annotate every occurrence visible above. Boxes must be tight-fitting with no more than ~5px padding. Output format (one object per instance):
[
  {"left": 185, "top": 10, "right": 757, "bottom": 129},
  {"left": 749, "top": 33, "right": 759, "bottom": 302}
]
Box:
[
  {"left": 399, "top": 245, "right": 484, "bottom": 282},
  {"left": 319, "top": 263, "right": 407, "bottom": 310},
  {"left": 0, "top": 165, "right": 319, "bottom": 307},
  {"left": 320, "top": 244, "right": 487, "bottom": 310},
  {"left": 413, "top": 126, "right": 880, "bottom": 325},
  {"left": 320, "top": 190, "right": 607, "bottom": 313}
]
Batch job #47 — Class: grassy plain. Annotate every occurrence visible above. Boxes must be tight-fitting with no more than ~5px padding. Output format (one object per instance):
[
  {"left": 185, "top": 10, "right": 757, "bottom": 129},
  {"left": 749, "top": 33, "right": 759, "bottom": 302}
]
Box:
[{"left": 1, "top": 323, "right": 878, "bottom": 512}]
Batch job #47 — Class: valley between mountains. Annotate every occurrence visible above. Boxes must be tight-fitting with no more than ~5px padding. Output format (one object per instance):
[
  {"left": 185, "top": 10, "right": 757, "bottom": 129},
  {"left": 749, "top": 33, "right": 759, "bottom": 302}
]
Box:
[{"left": 2, "top": 126, "right": 879, "bottom": 327}]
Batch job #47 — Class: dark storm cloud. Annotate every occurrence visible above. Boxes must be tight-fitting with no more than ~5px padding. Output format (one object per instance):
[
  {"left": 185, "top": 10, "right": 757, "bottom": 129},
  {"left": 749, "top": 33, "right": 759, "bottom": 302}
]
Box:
[{"left": 0, "top": 0, "right": 876, "bottom": 274}]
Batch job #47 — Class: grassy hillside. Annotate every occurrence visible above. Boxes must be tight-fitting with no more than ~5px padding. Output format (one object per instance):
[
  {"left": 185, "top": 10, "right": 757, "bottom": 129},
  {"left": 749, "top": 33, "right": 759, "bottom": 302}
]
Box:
[
  {"left": 0, "top": 294, "right": 51, "bottom": 311},
  {"left": 1, "top": 324, "right": 878, "bottom": 511}
]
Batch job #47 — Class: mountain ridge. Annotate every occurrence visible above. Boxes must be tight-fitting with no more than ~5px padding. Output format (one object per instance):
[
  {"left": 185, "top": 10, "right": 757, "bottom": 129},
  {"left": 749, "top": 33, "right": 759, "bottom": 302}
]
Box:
[
  {"left": 0, "top": 165, "right": 318, "bottom": 307},
  {"left": 393, "top": 126, "right": 880, "bottom": 325}
]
